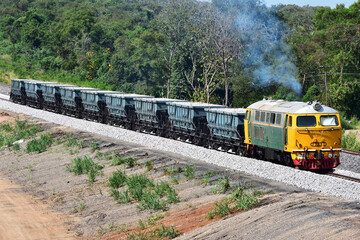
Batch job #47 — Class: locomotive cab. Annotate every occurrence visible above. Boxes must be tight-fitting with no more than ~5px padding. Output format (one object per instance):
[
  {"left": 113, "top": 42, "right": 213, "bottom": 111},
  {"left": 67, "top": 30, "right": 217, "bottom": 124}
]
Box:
[{"left": 287, "top": 107, "right": 341, "bottom": 169}]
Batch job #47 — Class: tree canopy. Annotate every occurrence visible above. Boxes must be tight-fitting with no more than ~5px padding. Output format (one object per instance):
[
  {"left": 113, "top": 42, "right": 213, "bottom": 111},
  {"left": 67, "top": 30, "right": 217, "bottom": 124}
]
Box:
[{"left": 1, "top": 0, "right": 360, "bottom": 118}]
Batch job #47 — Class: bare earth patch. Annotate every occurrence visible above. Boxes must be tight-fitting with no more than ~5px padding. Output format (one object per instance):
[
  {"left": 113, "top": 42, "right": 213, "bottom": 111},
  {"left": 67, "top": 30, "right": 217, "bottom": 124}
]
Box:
[{"left": 0, "top": 176, "right": 76, "bottom": 240}]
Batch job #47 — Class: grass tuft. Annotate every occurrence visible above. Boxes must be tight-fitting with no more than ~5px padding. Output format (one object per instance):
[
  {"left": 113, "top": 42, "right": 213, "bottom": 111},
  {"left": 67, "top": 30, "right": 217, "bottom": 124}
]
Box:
[
  {"left": 26, "top": 132, "right": 53, "bottom": 153},
  {"left": 66, "top": 156, "right": 103, "bottom": 184},
  {"left": 184, "top": 163, "right": 195, "bottom": 180},
  {"left": 108, "top": 171, "right": 127, "bottom": 189}
]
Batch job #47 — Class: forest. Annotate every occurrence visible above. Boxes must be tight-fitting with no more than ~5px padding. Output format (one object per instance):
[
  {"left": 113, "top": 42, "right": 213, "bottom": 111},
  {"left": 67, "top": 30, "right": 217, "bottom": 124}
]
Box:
[{"left": 1, "top": 0, "right": 360, "bottom": 122}]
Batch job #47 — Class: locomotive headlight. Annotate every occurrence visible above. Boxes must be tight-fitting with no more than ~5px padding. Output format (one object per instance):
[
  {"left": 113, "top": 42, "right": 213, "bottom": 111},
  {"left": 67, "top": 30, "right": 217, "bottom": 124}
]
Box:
[{"left": 328, "top": 153, "right": 333, "bottom": 158}]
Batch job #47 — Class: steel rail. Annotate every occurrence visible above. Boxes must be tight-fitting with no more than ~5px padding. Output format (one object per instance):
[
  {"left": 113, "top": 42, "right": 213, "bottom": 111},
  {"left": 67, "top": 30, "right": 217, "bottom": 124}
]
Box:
[{"left": 326, "top": 172, "right": 360, "bottom": 184}]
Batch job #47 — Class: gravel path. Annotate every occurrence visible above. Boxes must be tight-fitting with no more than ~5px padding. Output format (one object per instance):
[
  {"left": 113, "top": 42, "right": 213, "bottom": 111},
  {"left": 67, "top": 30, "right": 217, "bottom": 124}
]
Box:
[
  {"left": 1, "top": 96, "right": 360, "bottom": 202},
  {"left": 0, "top": 83, "right": 10, "bottom": 95}
]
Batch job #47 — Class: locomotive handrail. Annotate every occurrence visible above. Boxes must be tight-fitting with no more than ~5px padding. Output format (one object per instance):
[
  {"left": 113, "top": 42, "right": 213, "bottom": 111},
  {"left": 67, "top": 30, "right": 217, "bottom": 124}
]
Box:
[{"left": 297, "top": 128, "right": 340, "bottom": 133}]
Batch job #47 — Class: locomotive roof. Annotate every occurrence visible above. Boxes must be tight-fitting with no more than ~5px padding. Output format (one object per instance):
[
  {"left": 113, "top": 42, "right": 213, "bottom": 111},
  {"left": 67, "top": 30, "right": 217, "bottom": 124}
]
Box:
[
  {"left": 205, "top": 108, "right": 246, "bottom": 114},
  {"left": 169, "top": 101, "right": 226, "bottom": 108},
  {"left": 247, "top": 100, "right": 338, "bottom": 114}
]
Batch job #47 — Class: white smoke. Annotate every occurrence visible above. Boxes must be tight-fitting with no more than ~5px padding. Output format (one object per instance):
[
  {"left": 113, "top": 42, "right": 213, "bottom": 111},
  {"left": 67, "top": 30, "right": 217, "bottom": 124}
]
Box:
[{"left": 235, "top": 0, "right": 302, "bottom": 95}]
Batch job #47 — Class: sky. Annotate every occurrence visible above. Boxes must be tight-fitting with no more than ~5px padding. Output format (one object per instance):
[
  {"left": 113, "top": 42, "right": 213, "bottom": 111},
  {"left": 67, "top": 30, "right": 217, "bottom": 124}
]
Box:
[{"left": 264, "top": 0, "right": 357, "bottom": 8}]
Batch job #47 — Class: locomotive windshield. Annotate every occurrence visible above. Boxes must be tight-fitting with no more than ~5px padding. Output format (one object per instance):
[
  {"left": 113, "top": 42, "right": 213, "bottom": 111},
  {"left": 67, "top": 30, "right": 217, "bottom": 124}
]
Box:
[
  {"left": 320, "top": 115, "right": 339, "bottom": 126},
  {"left": 297, "top": 116, "right": 316, "bottom": 127}
]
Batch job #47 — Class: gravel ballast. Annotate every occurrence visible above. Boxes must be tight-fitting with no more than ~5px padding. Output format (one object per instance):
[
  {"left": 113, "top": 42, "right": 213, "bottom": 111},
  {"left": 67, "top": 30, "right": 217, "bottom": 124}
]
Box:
[{"left": 1, "top": 96, "right": 360, "bottom": 201}]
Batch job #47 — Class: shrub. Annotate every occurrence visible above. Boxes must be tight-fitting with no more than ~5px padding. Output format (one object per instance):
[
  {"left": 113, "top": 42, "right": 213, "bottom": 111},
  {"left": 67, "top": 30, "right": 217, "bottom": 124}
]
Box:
[{"left": 342, "top": 133, "right": 360, "bottom": 151}]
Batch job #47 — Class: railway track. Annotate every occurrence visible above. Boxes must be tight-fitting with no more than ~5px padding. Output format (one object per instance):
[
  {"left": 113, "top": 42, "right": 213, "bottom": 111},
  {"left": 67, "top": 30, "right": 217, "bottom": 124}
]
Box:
[
  {"left": 342, "top": 149, "right": 360, "bottom": 156},
  {"left": 326, "top": 172, "right": 360, "bottom": 183}
]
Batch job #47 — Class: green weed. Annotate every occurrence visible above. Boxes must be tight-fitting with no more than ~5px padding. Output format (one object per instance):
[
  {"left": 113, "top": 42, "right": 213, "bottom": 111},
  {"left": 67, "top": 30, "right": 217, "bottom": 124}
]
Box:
[
  {"left": 65, "top": 134, "right": 85, "bottom": 148},
  {"left": 108, "top": 171, "right": 127, "bottom": 189},
  {"left": 145, "top": 160, "right": 153, "bottom": 171},
  {"left": 0, "top": 120, "right": 42, "bottom": 148},
  {"left": 66, "top": 156, "right": 103, "bottom": 183},
  {"left": 154, "top": 224, "right": 181, "bottom": 239},
  {"left": 184, "top": 164, "right": 195, "bottom": 180},
  {"left": 112, "top": 157, "right": 136, "bottom": 168},
  {"left": 95, "top": 151, "right": 104, "bottom": 158},
  {"left": 90, "top": 141, "right": 99, "bottom": 151},
  {"left": 234, "top": 192, "right": 260, "bottom": 210},
  {"left": 206, "top": 199, "right": 231, "bottom": 219},
  {"left": 147, "top": 214, "right": 164, "bottom": 226},
  {"left": 163, "top": 165, "right": 176, "bottom": 175},
  {"left": 170, "top": 176, "right": 179, "bottom": 185},
  {"left": 138, "top": 219, "right": 146, "bottom": 230},
  {"left": 214, "top": 177, "right": 231, "bottom": 194},
  {"left": 207, "top": 184, "right": 263, "bottom": 219},
  {"left": 139, "top": 190, "right": 168, "bottom": 211},
  {"left": 12, "top": 143, "right": 20, "bottom": 151},
  {"left": 0, "top": 123, "right": 12, "bottom": 132},
  {"left": 199, "top": 176, "right": 211, "bottom": 186},
  {"left": 127, "top": 224, "right": 181, "bottom": 240},
  {"left": 111, "top": 189, "right": 131, "bottom": 203},
  {"left": 26, "top": 132, "right": 53, "bottom": 153}
]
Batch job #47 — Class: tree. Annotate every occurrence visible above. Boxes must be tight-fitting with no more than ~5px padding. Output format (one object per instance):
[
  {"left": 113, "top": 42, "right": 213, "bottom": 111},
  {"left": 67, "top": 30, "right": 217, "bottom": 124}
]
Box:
[{"left": 156, "top": 0, "right": 196, "bottom": 98}]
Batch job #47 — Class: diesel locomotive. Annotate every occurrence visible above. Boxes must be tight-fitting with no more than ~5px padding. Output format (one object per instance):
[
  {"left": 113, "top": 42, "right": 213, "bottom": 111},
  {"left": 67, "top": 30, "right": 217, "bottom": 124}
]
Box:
[{"left": 9, "top": 79, "right": 342, "bottom": 170}]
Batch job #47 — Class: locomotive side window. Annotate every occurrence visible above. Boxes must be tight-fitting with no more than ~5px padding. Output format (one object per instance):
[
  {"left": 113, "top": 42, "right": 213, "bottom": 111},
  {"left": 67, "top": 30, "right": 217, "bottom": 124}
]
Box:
[
  {"left": 266, "top": 112, "right": 270, "bottom": 123},
  {"left": 260, "top": 112, "right": 265, "bottom": 122},
  {"left": 276, "top": 113, "right": 282, "bottom": 125},
  {"left": 255, "top": 111, "right": 260, "bottom": 121},
  {"left": 270, "top": 113, "right": 276, "bottom": 124},
  {"left": 288, "top": 116, "right": 292, "bottom": 127},
  {"left": 320, "top": 115, "right": 339, "bottom": 126},
  {"left": 297, "top": 116, "right": 316, "bottom": 127}
]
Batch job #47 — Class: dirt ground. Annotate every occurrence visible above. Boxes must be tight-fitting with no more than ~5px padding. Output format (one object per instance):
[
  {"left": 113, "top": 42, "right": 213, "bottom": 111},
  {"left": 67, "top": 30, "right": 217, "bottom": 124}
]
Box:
[
  {"left": 0, "top": 110, "right": 360, "bottom": 240},
  {"left": 0, "top": 176, "right": 76, "bottom": 240}
]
